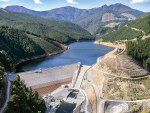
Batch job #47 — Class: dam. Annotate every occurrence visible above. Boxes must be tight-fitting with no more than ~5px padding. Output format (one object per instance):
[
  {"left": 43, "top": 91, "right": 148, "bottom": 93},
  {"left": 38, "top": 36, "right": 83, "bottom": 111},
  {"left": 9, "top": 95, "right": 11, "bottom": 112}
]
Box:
[{"left": 8, "top": 63, "right": 79, "bottom": 95}]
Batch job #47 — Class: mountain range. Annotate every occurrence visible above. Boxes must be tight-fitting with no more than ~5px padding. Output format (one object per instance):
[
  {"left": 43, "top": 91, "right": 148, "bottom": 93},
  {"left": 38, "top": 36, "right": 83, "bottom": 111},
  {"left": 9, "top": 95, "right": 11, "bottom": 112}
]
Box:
[
  {"left": 5, "top": 3, "right": 144, "bottom": 23},
  {"left": 5, "top": 3, "right": 145, "bottom": 34}
]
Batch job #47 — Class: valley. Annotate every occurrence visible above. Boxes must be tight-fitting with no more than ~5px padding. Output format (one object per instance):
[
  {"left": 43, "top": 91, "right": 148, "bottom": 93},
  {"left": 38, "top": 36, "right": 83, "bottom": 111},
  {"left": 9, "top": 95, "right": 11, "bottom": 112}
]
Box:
[{"left": 0, "top": 2, "right": 150, "bottom": 113}]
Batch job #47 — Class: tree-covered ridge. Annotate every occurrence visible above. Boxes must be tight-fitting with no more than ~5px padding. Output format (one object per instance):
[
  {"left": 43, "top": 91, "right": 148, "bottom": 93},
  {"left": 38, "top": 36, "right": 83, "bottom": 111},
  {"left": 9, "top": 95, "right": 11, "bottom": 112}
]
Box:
[
  {"left": 5, "top": 75, "right": 46, "bottom": 113},
  {"left": 0, "top": 9, "right": 94, "bottom": 43},
  {"left": 4, "top": 21, "right": 70, "bottom": 43},
  {"left": 126, "top": 38, "right": 150, "bottom": 69},
  {"left": 128, "top": 12, "right": 150, "bottom": 35},
  {"left": 0, "top": 26, "right": 45, "bottom": 61},
  {"left": 101, "top": 26, "right": 144, "bottom": 42}
]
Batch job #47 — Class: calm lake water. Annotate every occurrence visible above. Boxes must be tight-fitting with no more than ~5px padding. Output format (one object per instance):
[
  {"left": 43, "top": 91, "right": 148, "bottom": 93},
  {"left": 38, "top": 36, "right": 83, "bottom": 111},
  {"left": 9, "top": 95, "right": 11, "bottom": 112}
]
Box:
[{"left": 16, "top": 40, "right": 114, "bottom": 72}]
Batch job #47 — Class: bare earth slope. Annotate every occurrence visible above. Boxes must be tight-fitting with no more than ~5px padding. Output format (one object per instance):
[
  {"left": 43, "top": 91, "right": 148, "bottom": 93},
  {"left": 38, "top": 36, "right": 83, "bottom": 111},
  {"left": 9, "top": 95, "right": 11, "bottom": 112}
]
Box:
[{"left": 88, "top": 49, "right": 150, "bottom": 101}]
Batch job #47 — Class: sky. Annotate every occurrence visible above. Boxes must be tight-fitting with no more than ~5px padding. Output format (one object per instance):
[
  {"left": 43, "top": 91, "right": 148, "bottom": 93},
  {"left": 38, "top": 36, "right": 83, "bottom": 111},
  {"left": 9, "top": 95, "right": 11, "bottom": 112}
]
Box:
[{"left": 0, "top": 0, "right": 150, "bottom": 12}]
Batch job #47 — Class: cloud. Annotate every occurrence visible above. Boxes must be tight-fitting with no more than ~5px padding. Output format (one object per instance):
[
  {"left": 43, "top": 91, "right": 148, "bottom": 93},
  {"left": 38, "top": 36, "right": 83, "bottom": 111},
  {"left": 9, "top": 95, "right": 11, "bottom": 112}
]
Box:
[
  {"left": 0, "top": 0, "right": 9, "bottom": 2},
  {"left": 34, "top": 0, "right": 42, "bottom": 4},
  {"left": 2, "top": 4, "right": 11, "bottom": 7},
  {"left": 34, "top": 9, "right": 43, "bottom": 11},
  {"left": 66, "top": 0, "right": 78, "bottom": 4},
  {"left": 130, "top": 0, "right": 150, "bottom": 3}
]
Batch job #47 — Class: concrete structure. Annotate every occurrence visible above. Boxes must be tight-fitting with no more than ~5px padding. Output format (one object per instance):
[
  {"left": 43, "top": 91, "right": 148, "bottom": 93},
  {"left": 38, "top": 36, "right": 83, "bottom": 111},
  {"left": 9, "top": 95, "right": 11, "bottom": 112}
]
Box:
[{"left": 8, "top": 64, "right": 77, "bottom": 95}]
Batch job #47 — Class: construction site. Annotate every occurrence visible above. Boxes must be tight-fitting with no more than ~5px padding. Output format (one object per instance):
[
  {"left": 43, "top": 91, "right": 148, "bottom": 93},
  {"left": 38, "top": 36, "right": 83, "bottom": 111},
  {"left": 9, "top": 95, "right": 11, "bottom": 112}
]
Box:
[{"left": 5, "top": 48, "right": 150, "bottom": 113}]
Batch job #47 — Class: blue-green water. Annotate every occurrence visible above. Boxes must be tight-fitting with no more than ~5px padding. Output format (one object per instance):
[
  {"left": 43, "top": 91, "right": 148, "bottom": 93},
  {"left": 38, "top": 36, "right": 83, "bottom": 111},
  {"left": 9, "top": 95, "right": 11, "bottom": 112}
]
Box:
[{"left": 17, "top": 40, "right": 114, "bottom": 72}]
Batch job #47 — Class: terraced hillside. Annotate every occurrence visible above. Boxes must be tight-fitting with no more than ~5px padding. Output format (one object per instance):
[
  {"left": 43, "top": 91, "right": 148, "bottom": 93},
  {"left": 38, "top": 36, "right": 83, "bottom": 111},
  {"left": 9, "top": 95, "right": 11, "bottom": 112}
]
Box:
[
  {"left": 89, "top": 49, "right": 150, "bottom": 100},
  {"left": 73, "top": 48, "right": 150, "bottom": 112}
]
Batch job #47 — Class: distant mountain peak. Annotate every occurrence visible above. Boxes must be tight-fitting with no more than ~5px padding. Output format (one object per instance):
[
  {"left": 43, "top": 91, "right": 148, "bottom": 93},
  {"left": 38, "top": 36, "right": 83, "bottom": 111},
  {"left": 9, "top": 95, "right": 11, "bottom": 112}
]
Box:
[{"left": 5, "top": 3, "right": 144, "bottom": 23}]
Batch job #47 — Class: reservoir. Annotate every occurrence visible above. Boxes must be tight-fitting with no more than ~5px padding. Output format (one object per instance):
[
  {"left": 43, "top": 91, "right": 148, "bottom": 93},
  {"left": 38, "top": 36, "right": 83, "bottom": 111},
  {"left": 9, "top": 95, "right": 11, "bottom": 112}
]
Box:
[{"left": 17, "top": 40, "right": 114, "bottom": 72}]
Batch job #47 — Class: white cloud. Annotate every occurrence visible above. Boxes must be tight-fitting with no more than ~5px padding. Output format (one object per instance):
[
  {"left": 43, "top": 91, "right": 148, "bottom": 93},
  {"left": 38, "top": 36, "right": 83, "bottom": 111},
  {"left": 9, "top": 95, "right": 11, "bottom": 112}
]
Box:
[
  {"left": 2, "top": 4, "right": 11, "bottom": 8},
  {"left": 34, "top": 0, "right": 42, "bottom": 4},
  {"left": 0, "top": 0, "right": 9, "bottom": 2},
  {"left": 66, "top": 0, "right": 78, "bottom": 4},
  {"left": 130, "top": 0, "right": 150, "bottom": 3},
  {"left": 34, "top": 9, "right": 43, "bottom": 11}
]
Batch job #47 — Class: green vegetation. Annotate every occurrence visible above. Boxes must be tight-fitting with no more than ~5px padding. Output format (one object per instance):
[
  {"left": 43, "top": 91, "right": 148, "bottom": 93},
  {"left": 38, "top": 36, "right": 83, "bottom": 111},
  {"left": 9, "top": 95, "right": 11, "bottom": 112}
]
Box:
[
  {"left": 94, "top": 20, "right": 131, "bottom": 37},
  {"left": 0, "top": 26, "right": 48, "bottom": 111},
  {"left": 126, "top": 38, "right": 150, "bottom": 68},
  {"left": 56, "top": 101, "right": 76, "bottom": 113},
  {"left": 0, "top": 25, "right": 71, "bottom": 67},
  {"left": 0, "top": 9, "right": 94, "bottom": 43},
  {"left": 128, "top": 12, "right": 150, "bottom": 35},
  {"left": 5, "top": 21, "right": 70, "bottom": 43},
  {"left": 68, "top": 92, "right": 78, "bottom": 98},
  {"left": 5, "top": 75, "right": 46, "bottom": 113},
  {"left": 0, "top": 62, "right": 5, "bottom": 93},
  {"left": 26, "top": 34, "right": 61, "bottom": 53},
  {"left": 5, "top": 3, "right": 144, "bottom": 23},
  {"left": 101, "top": 26, "right": 144, "bottom": 42},
  {"left": 0, "top": 26, "right": 45, "bottom": 63},
  {"left": 0, "top": 49, "right": 13, "bottom": 93},
  {"left": 94, "top": 24, "right": 119, "bottom": 37},
  {"left": 77, "top": 8, "right": 127, "bottom": 34}
]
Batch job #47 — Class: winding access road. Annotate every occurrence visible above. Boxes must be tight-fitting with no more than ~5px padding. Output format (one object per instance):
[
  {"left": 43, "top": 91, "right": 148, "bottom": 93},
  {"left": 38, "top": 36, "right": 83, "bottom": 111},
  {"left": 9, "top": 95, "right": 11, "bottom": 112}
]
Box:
[{"left": 0, "top": 75, "right": 11, "bottom": 113}]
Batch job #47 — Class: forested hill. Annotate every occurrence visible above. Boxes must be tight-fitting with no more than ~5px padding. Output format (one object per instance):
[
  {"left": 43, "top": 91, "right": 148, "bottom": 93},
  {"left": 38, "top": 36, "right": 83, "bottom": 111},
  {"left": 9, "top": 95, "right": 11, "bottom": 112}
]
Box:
[
  {"left": 100, "top": 12, "right": 150, "bottom": 42},
  {"left": 126, "top": 13, "right": 150, "bottom": 69},
  {"left": 0, "top": 8, "right": 94, "bottom": 43},
  {"left": 0, "top": 25, "right": 68, "bottom": 70},
  {"left": 0, "top": 26, "right": 44, "bottom": 65},
  {"left": 128, "top": 12, "right": 150, "bottom": 35}
]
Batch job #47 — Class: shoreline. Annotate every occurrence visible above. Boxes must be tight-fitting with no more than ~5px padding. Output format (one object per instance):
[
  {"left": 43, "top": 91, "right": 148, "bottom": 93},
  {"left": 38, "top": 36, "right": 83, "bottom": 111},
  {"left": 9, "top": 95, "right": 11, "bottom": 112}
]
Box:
[
  {"left": 94, "top": 40, "right": 125, "bottom": 49},
  {"left": 15, "top": 44, "right": 69, "bottom": 72},
  {"left": 15, "top": 39, "right": 113, "bottom": 72},
  {"left": 15, "top": 39, "right": 94, "bottom": 72}
]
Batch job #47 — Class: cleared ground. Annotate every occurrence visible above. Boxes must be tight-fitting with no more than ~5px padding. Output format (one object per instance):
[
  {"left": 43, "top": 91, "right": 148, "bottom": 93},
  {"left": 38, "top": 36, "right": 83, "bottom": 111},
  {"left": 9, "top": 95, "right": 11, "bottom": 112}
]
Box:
[
  {"left": 92, "top": 49, "right": 150, "bottom": 100},
  {"left": 94, "top": 41, "right": 125, "bottom": 48},
  {"left": 104, "top": 22, "right": 121, "bottom": 28}
]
